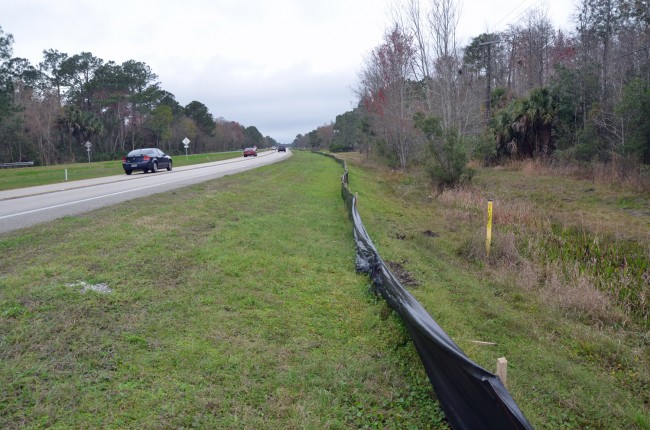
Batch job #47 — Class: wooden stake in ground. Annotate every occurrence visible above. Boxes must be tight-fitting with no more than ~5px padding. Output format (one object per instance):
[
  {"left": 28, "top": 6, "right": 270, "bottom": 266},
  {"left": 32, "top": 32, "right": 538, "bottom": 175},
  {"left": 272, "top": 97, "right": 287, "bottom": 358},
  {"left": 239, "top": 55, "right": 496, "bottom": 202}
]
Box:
[{"left": 497, "top": 357, "right": 507, "bottom": 387}]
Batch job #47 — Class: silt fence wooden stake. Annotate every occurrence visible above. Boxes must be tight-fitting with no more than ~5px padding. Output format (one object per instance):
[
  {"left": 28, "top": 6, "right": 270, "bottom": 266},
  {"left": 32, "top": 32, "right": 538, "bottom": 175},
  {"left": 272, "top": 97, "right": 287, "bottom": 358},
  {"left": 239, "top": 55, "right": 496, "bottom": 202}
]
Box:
[{"left": 497, "top": 357, "right": 507, "bottom": 387}]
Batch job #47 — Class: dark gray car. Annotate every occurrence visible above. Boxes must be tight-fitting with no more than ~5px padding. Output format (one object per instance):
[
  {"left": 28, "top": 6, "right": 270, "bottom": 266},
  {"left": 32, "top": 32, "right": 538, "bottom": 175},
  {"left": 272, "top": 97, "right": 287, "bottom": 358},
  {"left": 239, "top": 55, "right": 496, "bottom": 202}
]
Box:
[{"left": 122, "top": 148, "right": 172, "bottom": 175}]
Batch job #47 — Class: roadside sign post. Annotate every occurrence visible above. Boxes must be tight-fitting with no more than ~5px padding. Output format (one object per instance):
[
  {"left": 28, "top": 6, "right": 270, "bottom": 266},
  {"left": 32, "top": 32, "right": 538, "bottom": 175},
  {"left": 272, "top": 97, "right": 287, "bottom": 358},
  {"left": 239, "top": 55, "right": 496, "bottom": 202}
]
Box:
[
  {"left": 182, "top": 137, "right": 190, "bottom": 158},
  {"left": 85, "top": 141, "right": 92, "bottom": 163}
]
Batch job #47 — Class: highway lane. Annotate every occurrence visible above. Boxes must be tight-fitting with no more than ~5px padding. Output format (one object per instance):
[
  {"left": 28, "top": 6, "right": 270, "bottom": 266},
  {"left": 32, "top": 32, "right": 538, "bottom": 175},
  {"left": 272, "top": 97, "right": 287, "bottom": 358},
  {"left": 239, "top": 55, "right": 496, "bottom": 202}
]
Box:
[{"left": 0, "top": 150, "right": 290, "bottom": 234}]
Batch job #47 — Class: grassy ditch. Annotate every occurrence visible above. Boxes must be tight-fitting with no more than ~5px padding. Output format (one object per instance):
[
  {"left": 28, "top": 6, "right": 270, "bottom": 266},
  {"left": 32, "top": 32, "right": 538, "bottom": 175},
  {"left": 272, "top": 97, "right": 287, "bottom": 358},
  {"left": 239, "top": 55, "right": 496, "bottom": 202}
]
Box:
[
  {"left": 0, "top": 151, "right": 445, "bottom": 429},
  {"left": 0, "top": 151, "right": 245, "bottom": 191},
  {"left": 338, "top": 152, "right": 649, "bottom": 429}
]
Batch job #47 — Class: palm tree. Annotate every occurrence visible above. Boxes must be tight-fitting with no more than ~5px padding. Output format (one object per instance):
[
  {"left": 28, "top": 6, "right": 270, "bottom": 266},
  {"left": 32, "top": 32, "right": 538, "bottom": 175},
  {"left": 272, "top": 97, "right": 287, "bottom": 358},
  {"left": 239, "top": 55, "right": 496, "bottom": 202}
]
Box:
[
  {"left": 56, "top": 105, "right": 103, "bottom": 161},
  {"left": 490, "top": 108, "right": 515, "bottom": 157},
  {"left": 511, "top": 98, "right": 534, "bottom": 157},
  {"left": 509, "top": 88, "right": 556, "bottom": 157},
  {"left": 527, "top": 87, "right": 556, "bottom": 155}
]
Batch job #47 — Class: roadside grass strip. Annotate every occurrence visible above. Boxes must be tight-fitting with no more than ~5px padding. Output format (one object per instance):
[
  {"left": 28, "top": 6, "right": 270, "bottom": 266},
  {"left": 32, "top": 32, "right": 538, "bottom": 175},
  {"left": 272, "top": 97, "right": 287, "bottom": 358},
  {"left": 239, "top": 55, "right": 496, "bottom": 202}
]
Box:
[
  {"left": 0, "top": 151, "right": 446, "bottom": 429},
  {"left": 0, "top": 151, "right": 244, "bottom": 191}
]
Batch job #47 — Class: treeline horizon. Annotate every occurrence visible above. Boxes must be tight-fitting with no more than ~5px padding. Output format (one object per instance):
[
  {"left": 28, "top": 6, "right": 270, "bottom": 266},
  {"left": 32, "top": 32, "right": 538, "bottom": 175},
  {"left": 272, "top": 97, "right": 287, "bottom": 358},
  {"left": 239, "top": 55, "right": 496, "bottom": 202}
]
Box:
[
  {"left": 295, "top": 0, "right": 649, "bottom": 179},
  {"left": 0, "top": 27, "right": 279, "bottom": 165}
]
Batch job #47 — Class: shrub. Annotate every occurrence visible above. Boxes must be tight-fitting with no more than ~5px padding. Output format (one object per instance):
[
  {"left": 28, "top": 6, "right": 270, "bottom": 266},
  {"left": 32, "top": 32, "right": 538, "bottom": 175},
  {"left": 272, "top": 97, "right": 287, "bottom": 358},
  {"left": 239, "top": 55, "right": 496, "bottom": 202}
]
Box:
[
  {"left": 468, "top": 133, "right": 498, "bottom": 166},
  {"left": 413, "top": 112, "right": 475, "bottom": 191},
  {"left": 329, "top": 142, "right": 355, "bottom": 153}
]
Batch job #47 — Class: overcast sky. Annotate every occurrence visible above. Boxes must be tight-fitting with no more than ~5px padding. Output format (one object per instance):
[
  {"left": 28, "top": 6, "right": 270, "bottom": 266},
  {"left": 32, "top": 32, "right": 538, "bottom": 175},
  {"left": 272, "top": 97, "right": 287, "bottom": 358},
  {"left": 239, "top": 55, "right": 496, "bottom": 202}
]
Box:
[{"left": 3, "top": 0, "right": 575, "bottom": 143}]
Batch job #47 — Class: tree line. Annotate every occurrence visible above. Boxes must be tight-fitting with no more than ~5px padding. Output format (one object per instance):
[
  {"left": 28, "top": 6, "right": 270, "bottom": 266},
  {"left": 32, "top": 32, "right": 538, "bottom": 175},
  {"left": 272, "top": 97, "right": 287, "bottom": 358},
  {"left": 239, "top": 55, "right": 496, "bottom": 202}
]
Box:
[
  {"left": 296, "top": 0, "right": 650, "bottom": 187},
  {"left": 0, "top": 26, "right": 277, "bottom": 165}
]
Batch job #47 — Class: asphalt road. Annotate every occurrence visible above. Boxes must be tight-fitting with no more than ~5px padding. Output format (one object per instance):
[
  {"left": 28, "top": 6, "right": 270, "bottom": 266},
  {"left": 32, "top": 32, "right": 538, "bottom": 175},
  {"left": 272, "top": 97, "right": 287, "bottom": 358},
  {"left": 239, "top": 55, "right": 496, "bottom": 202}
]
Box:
[{"left": 0, "top": 150, "right": 291, "bottom": 234}]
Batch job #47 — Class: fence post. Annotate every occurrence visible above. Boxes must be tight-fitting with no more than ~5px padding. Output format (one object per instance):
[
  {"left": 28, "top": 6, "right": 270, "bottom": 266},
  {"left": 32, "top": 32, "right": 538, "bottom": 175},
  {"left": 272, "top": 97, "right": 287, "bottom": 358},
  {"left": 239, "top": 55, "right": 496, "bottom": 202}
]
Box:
[{"left": 497, "top": 357, "right": 507, "bottom": 387}]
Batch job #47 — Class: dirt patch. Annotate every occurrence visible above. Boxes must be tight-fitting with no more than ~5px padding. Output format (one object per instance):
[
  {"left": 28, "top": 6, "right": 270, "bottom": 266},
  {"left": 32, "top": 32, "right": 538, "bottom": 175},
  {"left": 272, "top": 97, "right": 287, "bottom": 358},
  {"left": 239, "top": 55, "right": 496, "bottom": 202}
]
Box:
[{"left": 385, "top": 260, "right": 419, "bottom": 288}]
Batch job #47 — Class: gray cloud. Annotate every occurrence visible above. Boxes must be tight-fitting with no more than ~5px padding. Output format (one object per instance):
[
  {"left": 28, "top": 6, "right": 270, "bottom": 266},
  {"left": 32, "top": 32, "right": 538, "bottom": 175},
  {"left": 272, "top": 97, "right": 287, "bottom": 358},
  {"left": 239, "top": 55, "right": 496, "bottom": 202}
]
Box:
[
  {"left": 3, "top": 0, "right": 574, "bottom": 143},
  {"left": 169, "top": 61, "right": 358, "bottom": 142}
]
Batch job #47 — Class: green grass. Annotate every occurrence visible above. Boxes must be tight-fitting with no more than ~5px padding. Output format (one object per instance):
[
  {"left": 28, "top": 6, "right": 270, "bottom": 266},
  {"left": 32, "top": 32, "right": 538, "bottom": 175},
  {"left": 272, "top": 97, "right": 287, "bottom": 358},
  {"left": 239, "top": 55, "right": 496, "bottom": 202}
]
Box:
[
  {"left": 0, "top": 151, "right": 245, "bottom": 191},
  {"left": 3, "top": 149, "right": 649, "bottom": 428},
  {"left": 337, "top": 153, "right": 650, "bottom": 429},
  {"left": 0, "top": 152, "right": 446, "bottom": 429}
]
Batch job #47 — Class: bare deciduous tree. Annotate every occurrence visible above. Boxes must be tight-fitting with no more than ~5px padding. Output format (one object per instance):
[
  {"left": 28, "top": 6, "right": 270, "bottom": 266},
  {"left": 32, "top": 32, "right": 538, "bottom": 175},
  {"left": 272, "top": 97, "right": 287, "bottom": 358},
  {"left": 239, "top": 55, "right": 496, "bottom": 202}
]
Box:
[
  {"left": 429, "top": 0, "right": 470, "bottom": 133},
  {"left": 21, "top": 87, "right": 61, "bottom": 165},
  {"left": 357, "top": 24, "right": 420, "bottom": 169}
]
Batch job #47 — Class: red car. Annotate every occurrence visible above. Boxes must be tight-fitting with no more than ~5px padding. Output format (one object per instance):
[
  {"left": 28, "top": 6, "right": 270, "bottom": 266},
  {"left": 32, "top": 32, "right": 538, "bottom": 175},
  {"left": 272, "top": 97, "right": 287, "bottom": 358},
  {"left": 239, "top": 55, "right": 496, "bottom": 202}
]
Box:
[{"left": 243, "top": 147, "right": 257, "bottom": 157}]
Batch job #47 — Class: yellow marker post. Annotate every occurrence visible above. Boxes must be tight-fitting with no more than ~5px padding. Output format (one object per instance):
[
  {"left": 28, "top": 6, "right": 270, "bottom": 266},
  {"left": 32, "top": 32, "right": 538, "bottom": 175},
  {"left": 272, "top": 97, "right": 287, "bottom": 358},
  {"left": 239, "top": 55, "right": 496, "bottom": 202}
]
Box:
[{"left": 486, "top": 200, "right": 493, "bottom": 257}]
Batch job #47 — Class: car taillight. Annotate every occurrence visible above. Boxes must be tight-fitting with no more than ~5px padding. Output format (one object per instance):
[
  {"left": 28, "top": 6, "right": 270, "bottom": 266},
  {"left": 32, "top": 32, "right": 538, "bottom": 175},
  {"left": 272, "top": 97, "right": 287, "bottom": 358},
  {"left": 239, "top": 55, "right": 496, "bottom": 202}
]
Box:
[
  {"left": 122, "top": 157, "right": 126, "bottom": 162},
  {"left": 143, "top": 155, "right": 150, "bottom": 161}
]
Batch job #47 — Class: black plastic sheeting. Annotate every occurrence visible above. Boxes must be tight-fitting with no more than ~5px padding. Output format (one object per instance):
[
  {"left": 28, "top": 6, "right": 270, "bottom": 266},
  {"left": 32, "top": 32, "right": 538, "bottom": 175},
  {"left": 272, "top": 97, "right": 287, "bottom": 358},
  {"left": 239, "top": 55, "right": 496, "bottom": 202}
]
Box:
[{"left": 333, "top": 155, "right": 533, "bottom": 430}]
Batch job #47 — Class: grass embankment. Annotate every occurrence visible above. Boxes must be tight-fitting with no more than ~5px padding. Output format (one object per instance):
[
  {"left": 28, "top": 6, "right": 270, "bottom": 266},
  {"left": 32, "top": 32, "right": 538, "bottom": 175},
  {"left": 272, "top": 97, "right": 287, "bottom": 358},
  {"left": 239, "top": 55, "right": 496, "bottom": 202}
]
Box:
[
  {"left": 0, "top": 152, "right": 444, "bottom": 429},
  {"left": 2, "top": 150, "right": 648, "bottom": 428},
  {"left": 338, "top": 153, "right": 649, "bottom": 429},
  {"left": 0, "top": 151, "right": 244, "bottom": 191}
]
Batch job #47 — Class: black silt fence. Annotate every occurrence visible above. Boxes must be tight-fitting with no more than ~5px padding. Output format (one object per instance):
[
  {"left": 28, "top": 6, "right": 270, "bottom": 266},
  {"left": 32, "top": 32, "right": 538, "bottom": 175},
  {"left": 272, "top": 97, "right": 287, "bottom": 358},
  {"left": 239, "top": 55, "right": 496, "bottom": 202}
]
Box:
[{"left": 332, "top": 155, "right": 532, "bottom": 430}]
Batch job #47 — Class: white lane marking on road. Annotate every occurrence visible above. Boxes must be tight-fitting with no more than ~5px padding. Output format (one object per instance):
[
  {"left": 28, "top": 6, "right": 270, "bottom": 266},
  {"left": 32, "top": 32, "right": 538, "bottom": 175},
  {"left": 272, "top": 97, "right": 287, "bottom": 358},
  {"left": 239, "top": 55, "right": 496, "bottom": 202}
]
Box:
[{"left": 0, "top": 164, "right": 246, "bottom": 220}]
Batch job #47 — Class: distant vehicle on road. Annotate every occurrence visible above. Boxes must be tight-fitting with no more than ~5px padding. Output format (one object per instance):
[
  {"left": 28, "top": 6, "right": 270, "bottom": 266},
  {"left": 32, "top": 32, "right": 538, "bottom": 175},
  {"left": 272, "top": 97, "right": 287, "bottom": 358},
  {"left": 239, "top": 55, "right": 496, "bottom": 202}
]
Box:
[
  {"left": 271, "top": 146, "right": 277, "bottom": 150},
  {"left": 122, "top": 148, "right": 172, "bottom": 175},
  {"left": 243, "top": 147, "right": 257, "bottom": 157},
  {"left": 277, "top": 145, "right": 286, "bottom": 152}
]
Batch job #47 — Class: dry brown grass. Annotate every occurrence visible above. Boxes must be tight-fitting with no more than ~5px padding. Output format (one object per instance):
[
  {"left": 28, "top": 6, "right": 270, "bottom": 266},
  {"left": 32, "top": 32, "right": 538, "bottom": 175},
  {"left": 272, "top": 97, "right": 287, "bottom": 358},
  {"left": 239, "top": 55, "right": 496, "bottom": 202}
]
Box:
[
  {"left": 458, "top": 224, "right": 624, "bottom": 322},
  {"left": 591, "top": 159, "right": 650, "bottom": 194},
  {"left": 335, "top": 150, "right": 384, "bottom": 172},
  {"left": 438, "top": 187, "right": 483, "bottom": 218},
  {"left": 443, "top": 176, "right": 637, "bottom": 324},
  {"left": 540, "top": 262, "right": 619, "bottom": 323},
  {"left": 439, "top": 186, "right": 543, "bottom": 230},
  {"left": 458, "top": 227, "right": 523, "bottom": 269},
  {"left": 508, "top": 252, "right": 631, "bottom": 324},
  {"left": 508, "top": 156, "right": 650, "bottom": 193},
  {"left": 517, "top": 259, "right": 542, "bottom": 291},
  {"left": 368, "top": 152, "right": 648, "bottom": 326}
]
